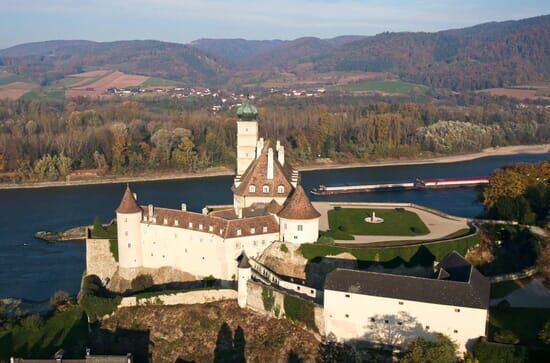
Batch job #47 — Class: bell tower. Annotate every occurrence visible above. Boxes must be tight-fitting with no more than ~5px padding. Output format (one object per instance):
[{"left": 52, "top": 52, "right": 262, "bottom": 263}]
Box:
[{"left": 236, "top": 102, "right": 259, "bottom": 175}]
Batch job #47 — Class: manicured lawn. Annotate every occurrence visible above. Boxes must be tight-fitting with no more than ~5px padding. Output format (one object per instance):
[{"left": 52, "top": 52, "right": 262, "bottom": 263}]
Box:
[
  {"left": 333, "top": 80, "right": 428, "bottom": 94},
  {"left": 299, "top": 230, "right": 480, "bottom": 267},
  {"left": 0, "top": 305, "right": 88, "bottom": 358},
  {"left": 490, "top": 278, "right": 532, "bottom": 299},
  {"left": 489, "top": 307, "right": 550, "bottom": 346},
  {"left": 327, "top": 208, "right": 429, "bottom": 239}
]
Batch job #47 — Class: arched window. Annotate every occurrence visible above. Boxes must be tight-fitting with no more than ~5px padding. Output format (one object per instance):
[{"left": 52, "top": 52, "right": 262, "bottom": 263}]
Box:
[
  {"left": 277, "top": 185, "right": 285, "bottom": 194},
  {"left": 249, "top": 185, "right": 256, "bottom": 193},
  {"left": 262, "top": 185, "right": 269, "bottom": 193}
]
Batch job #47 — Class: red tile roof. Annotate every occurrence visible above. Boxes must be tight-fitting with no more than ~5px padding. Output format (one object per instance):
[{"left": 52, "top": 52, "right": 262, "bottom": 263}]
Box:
[
  {"left": 278, "top": 185, "right": 320, "bottom": 220},
  {"left": 232, "top": 143, "right": 294, "bottom": 198},
  {"left": 141, "top": 206, "right": 279, "bottom": 239},
  {"left": 116, "top": 186, "right": 142, "bottom": 214}
]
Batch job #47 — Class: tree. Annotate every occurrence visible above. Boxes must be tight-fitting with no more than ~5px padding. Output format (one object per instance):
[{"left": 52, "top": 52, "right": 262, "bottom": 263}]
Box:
[
  {"left": 539, "top": 321, "right": 550, "bottom": 344},
  {"left": 172, "top": 136, "right": 196, "bottom": 171},
  {"left": 400, "top": 333, "right": 457, "bottom": 363},
  {"left": 131, "top": 274, "right": 154, "bottom": 292},
  {"left": 49, "top": 290, "right": 71, "bottom": 309},
  {"left": 536, "top": 241, "right": 550, "bottom": 287}
]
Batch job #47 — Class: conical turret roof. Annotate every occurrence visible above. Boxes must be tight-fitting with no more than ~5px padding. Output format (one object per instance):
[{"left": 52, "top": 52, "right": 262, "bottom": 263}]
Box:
[
  {"left": 116, "top": 185, "right": 142, "bottom": 214},
  {"left": 278, "top": 185, "right": 321, "bottom": 220},
  {"left": 237, "top": 251, "right": 251, "bottom": 269}
]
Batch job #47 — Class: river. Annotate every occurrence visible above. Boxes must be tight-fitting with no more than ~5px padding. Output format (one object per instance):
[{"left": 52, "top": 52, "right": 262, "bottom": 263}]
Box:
[{"left": 1, "top": 153, "right": 548, "bottom": 301}]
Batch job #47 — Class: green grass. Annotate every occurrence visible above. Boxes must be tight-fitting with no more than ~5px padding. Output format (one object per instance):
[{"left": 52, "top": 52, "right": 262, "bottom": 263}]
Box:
[
  {"left": 332, "top": 80, "right": 428, "bottom": 94},
  {"left": 0, "top": 73, "right": 22, "bottom": 86},
  {"left": 91, "top": 222, "right": 117, "bottom": 239},
  {"left": 299, "top": 230, "right": 480, "bottom": 267},
  {"left": 326, "top": 208, "right": 429, "bottom": 239},
  {"left": 20, "top": 88, "right": 65, "bottom": 102},
  {"left": 0, "top": 305, "right": 88, "bottom": 358},
  {"left": 141, "top": 77, "right": 182, "bottom": 88},
  {"left": 489, "top": 307, "right": 550, "bottom": 346},
  {"left": 490, "top": 278, "right": 531, "bottom": 299},
  {"left": 363, "top": 227, "right": 475, "bottom": 248}
]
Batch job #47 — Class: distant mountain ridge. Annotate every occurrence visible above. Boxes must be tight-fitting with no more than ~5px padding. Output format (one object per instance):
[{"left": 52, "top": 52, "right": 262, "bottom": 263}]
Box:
[{"left": 0, "top": 15, "right": 548, "bottom": 89}]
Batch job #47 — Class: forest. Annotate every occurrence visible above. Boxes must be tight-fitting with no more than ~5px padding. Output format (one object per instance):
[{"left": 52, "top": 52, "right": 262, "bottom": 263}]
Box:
[{"left": 0, "top": 93, "right": 548, "bottom": 183}]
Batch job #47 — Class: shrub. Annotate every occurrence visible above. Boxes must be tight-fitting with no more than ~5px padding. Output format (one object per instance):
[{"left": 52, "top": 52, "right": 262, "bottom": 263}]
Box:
[
  {"left": 539, "top": 321, "right": 550, "bottom": 344},
  {"left": 283, "top": 294, "right": 317, "bottom": 331},
  {"left": 109, "top": 239, "right": 118, "bottom": 262},
  {"left": 131, "top": 274, "right": 154, "bottom": 292},
  {"left": 317, "top": 235, "right": 335, "bottom": 245},
  {"left": 473, "top": 340, "right": 527, "bottom": 363},
  {"left": 401, "top": 333, "right": 457, "bottom": 363},
  {"left": 494, "top": 329, "right": 520, "bottom": 344},
  {"left": 49, "top": 290, "right": 71, "bottom": 309},
  {"left": 79, "top": 275, "right": 121, "bottom": 323},
  {"left": 261, "top": 286, "right": 275, "bottom": 312},
  {"left": 203, "top": 274, "right": 216, "bottom": 288},
  {"left": 280, "top": 243, "right": 289, "bottom": 253}
]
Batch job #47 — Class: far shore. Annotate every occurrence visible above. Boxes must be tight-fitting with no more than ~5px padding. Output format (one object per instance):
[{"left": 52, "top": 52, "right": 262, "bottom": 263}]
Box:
[{"left": 1, "top": 143, "right": 548, "bottom": 190}]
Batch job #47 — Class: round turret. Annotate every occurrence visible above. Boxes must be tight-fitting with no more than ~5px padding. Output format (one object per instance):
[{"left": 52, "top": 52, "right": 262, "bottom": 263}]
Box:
[
  {"left": 278, "top": 185, "right": 320, "bottom": 244},
  {"left": 237, "top": 252, "right": 252, "bottom": 308},
  {"left": 116, "top": 185, "right": 143, "bottom": 269}
]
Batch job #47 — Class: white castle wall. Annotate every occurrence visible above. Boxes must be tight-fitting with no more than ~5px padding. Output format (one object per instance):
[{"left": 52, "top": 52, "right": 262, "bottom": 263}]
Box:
[
  {"left": 237, "top": 121, "right": 258, "bottom": 175},
  {"left": 117, "top": 211, "right": 143, "bottom": 269},
  {"left": 324, "top": 289, "right": 487, "bottom": 352},
  {"left": 279, "top": 217, "right": 319, "bottom": 244},
  {"left": 138, "top": 221, "right": 278, "bottom": 280},
  {"left": 235, "top": 194, "right": 288, "bottom": 209}
]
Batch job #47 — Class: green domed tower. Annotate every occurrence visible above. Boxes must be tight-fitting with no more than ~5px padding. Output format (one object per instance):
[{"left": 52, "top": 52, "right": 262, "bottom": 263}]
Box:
[
  {"left": 236, "top": 102, "right": 258, "bottom": 121},
  {"left": 236, "top": 102, "right": 259, "bottom": 175}
]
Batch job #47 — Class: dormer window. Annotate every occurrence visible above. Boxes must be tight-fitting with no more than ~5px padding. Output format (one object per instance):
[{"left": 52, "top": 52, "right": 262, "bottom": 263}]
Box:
[
  {"left": 236, "top": 227, "right": 242, "bottom": 236},
  {"left": 262, "top": 225, "right": 268, "bottom": 233},
  {"left": 277, "top": 185, "right": 284, "bottom": 194},
  {"left": 199, "top": 223, "right": 203, "bottom": 230},
  {"left": 250, "top": 227, "right": 256, "bottom": 234},
  {"left": 174, "top": 219, "right": 179, "bottom": 226},
  {"left": 262, "top": 185, "right": 269, "bottom": 193},
  {"left": 163, "top": 217, "right": 168, "bottom": 225},
  {"left": 249, "top": 185, "right": 256, "bottom": 193},
  {"left": 188, "top": 222, "right": 193, "bottom": 228},
  {"left": 209, "top": 225, "right": 214, "bottom": 232}
]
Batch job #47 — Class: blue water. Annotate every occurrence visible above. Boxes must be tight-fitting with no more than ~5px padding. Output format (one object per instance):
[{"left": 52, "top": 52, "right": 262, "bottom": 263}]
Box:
[{"left": 0, "top": 152, "right": 548, "bottom": 300}]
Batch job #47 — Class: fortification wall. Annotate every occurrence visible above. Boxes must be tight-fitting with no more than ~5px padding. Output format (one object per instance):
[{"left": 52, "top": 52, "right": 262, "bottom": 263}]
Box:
[
  {"left": 86, "top": 238, "right": 118, "bottom": 281},
  {"left": 119, "top": 289, "right": 237, "bottom": 307}
]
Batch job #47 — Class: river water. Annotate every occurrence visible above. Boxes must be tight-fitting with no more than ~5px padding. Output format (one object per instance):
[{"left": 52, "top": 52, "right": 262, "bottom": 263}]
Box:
[{"left": 1, "top": 153, "right": 548, "bottom": 301}]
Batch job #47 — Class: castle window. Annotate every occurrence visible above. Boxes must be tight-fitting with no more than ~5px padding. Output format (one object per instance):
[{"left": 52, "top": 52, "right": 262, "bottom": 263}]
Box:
[
  {"left": 398, "top": 301, "right": 404, "bottom": 305},
  {"left": 249, "top": 185, "right": 256, "bottom": 193},
  {"left": 125, "top": 231, "right": 128, "bottom": 236},
  {"left": 220, "top": 228, "right": 224, "bottom": 234},
  {"left": 251, "top": 227, "right": 256, "bottom": 234},
  {"left": 426, "top": 326, "right": 430, "bottom": 330},
  {"left": 262, "top": 185, "right": 269, "bottom": 193},
  {"left": 124, "top": 218, "right": 127, "bottom": 223},
  {"left": 384, "top": 320, "right": 389, "bottom": 324},
  {"left": 174, "top": 233, "right": 178, "bottom": 238},
  {"left": 296, "top": 286, "right": 301, "bottom": 290},
  {"left": 199, "top": 223, "right": 203, "bottom": 230},
  {"left": 397, "top": 322, "right": 403, "bottom": 326},
  {"left": 454, "top": 330, "right": 458, "bottom": 334},
  {"left": 345, "top": 314, "right": 349, "bottom": 318},
  {"left": 209, "top": 225, "right": 214, "bottom": 232},
  {"left": 174, "top": 219, "right": 179, "bottom": 226},
  {"left": 277, "top": 185, "right": 284, "bottom": 194},
  {"left": 297, "top": 225, "right": 303, "bottom": 231},
  {"left": 262, "top": 226, "right": 268, "bottom": 233},
  {"left": 128, "top": 243, "right": 131, "bottom": 248},
  {"left": 189, "top": 222, "right": 193, "bottom": 228},
  {"left": 370, "top": 318, "right": 375, "bottom": 322},
  {"left": 345, "top": 294, "right": 350, "bottom": 298},
  {"left": 152, "top": 217, "right": 157, "bottom": 223},
  {"left": 163, "top": 218, "right": 168, "bottom": 225},
  {"left": 237, "top": 228, "right": 242, "bottom": 236},
  {"left": 454, "top": 308, "right": 460, "bottom": 313}
]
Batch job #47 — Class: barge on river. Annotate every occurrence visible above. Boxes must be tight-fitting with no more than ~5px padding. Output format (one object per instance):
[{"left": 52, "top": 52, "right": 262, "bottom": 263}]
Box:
[{"left": 311, "top": 176, "right": 489, "bottom": 195}]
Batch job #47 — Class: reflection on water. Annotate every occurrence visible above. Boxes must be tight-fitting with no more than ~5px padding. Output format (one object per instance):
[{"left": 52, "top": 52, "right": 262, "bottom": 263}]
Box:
[{"left": 0, "top": 152, "right": 548, "bottom": 300}]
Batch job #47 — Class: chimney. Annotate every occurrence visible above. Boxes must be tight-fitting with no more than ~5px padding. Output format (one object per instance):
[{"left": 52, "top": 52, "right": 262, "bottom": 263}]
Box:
[
  {"left": 278, "top": 146, "right": 285, "bottom": 166},
  {"left": 148, "top": 204, "right": 154, "bottom": 219},
  {"left": 256, "top": 137, "right": 264, "bottom": 159},
  {"left": 202, "top": 207, "right": 209, "bottom": 215},
  {"left": 238, "top": 208, "right": 243, "bottom": 219},
  {"left": 133, "top": 193, "right": 137, "bottom": 201},
  {"left": 181, "top": 203, "right": 187, "bottom": 211},
  {"left": 267, "top": 148, "right": 274, "bottom": 180},
  {"left": 276, "top": 140, "right": 281, "bottom": 151}
]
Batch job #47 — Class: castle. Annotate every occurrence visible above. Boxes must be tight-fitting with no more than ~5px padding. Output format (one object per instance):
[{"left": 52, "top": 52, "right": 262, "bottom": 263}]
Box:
[
  {"left": 96, "top": 102, "right": 488, "bottom": 353},
  {"left": 114, "top": 102, "right": 320, "bottom": 281}
]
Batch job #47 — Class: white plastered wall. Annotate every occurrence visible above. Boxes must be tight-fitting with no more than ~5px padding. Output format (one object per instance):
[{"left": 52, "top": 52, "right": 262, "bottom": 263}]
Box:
[
  {"left": 117, "top": 211, "right": 143, "bottom": 269},
  {"left": 279, "top": 217, "right": 319, "bottom": 244},
  {"left": 324, "top": 289, "right": 487, "bottom": 352},
  {"left": 237, "top": 121, "right": 258, "bottom": 175}
]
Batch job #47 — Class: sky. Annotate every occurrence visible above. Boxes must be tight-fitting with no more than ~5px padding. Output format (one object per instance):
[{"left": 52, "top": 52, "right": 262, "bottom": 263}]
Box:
[{"left": 0, "top": 0, "right": 549, "bottom": 49}]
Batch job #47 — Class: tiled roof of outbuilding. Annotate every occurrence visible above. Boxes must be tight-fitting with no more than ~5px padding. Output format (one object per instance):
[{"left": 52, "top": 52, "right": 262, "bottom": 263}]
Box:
[
  {"left": 278, "top": 185, "right": 321, "bottom": 220},
  {"left": 324, "top": 251, "right": 490, "bottom": 310}
]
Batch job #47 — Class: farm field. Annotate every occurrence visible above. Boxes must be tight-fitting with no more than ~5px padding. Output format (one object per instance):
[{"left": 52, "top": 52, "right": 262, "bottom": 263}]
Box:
[
  {"left": 65, "top": 70, "right": 150, "bottom": 98},
  {"left": 478, "top": 87, "right": 550, "bottom": 100},
  {"left": 0, "top": 81, "right": 37, "bottom": 100},
  {"left": 331, "top": 79, "right": 428, "bottom": 94}
]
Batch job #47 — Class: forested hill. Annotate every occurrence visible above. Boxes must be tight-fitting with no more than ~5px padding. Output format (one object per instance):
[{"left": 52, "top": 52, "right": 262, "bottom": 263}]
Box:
[
  {"left": 0, "top": 40, "right": 228, "bottom": 86},
  {"left": 313, "top": 15, "right": 550, "bottom": 90}
]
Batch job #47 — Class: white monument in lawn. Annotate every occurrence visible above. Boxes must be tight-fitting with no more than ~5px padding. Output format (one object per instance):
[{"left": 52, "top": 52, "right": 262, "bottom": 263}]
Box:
[{"left": 365, "top": 211, "right": 384, "bottom": 224}]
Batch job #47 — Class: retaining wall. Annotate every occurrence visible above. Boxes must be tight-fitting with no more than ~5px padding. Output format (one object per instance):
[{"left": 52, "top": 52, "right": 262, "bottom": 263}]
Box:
[
  {"left": 86, "top": 238, "right": 118, "bottom": 282},
  {"left": 120, "top": 289, "right": 237, "bottom": 307}
]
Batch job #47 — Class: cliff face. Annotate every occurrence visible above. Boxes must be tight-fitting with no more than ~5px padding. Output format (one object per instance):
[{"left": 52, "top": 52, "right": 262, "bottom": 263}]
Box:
[
  {"left": 90, "top": 300, "right": 321, "bottom": 362},
  {"left": 257, "top": 242, "right": 358, "bottom": 289}
]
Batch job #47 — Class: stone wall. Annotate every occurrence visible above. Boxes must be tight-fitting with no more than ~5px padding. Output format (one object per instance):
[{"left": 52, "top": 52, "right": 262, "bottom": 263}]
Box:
[
  {"left": 246, "top": 280, "right": 325, "bottom": 337},
  {"left": 119, "top": 289, "right": 237, "bottom": 307},
  {"left": 86, "top": 238, "right": 118, "bottom": 282}
]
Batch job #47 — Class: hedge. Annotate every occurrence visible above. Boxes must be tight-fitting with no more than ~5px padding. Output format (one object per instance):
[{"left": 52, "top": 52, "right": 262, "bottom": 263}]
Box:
[{"left": 283, "top": 294, "right": 317, "bottom": 332}]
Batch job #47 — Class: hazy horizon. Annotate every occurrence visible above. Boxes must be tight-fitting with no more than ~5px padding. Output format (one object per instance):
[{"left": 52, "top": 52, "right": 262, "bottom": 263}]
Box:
[{"left": 1, "top": 0, "right": 549, "bottom": 49}]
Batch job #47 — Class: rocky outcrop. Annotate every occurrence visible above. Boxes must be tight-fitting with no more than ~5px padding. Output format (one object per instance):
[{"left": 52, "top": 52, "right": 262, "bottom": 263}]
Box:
[
  {"left": 34, "top": 225, "right": 89, "bottom": 242},
  {"left": 108, "top": 266, "right": 197, "bottom": 293}
]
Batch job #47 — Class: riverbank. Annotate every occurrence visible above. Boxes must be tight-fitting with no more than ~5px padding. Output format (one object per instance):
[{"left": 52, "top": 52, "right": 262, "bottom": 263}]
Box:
[{"left": 1, "top": 144, "right": 548, "bottom": 190}]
